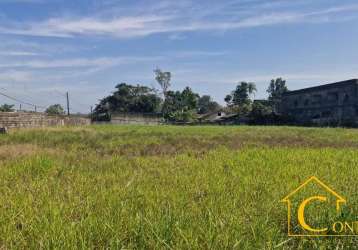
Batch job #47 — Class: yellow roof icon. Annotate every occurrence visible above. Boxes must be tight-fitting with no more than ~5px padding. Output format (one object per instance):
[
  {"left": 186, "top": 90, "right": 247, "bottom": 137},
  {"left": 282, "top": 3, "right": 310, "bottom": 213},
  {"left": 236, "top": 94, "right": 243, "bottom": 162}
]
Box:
[{"left": 282, "top": 176, "right": 346, "bottom": 211}]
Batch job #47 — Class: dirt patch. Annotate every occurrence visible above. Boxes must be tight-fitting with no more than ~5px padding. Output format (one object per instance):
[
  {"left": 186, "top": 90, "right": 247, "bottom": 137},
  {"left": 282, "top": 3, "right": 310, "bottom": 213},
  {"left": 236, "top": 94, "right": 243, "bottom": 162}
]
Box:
[{"left": 0, "top": 144, "right": 59, "bottom": 160}]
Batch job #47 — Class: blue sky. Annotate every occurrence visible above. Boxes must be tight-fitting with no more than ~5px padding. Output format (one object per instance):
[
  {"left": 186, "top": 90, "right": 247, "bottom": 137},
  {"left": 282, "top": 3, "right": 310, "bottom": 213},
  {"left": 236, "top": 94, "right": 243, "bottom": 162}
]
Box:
[{"left": 0, "top": 0, "right": 358, "bottom": 113}]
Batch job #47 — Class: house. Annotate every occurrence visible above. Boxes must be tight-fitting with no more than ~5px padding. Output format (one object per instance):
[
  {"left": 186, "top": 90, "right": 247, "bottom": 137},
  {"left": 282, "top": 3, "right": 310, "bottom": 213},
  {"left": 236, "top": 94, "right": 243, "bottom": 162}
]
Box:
[
  {"left": 198, "top": 111, "right": 227, "bottom": 123},
  {"left": 281, "top": 79, "right": 358, "bottom": 126},
  {"left": 198, "top": 111, "right": 248, "bottom": 125},
  {"left": 253, "top": 99, "right": 271, "bottom": 106}
]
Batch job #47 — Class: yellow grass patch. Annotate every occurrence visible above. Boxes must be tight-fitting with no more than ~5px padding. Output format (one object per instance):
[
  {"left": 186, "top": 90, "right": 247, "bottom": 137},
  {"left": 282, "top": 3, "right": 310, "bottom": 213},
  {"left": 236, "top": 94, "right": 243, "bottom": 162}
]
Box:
[{"left": 0, "top": 144, "right": 58, "bottom": 160}]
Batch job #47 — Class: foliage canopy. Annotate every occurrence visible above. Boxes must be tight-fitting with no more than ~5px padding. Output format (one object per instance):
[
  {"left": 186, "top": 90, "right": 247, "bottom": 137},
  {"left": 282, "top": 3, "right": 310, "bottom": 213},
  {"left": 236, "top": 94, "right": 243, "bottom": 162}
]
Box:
[
  {"left": 45, "top": 104, "right": 65, "bottom": 115},
  {"left": 0, "top": 104, "right": 15, "bottom": 112},
  {"left": 94, "top": 83, "right": 162, "bottom": 118}
]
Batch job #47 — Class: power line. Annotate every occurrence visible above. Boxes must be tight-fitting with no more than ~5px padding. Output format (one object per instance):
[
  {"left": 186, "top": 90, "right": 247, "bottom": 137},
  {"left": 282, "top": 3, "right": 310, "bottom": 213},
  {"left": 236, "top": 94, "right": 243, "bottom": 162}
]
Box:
[
  {"left": 69, "top": 98, "right": 90, "bottom": 109},
  {"left": 0, "top": 89, "right": 46, "bottom": 109},
  {"left": 0, "top": 85, "right": 92, "bottom": 113},
  {"left": 2, "top": 86, "right": 41, "bottom": 105},
  {"left": 52, "top": 89, "right": 89, "bottom": 108},
  {"left": 0, "top": 86, "right": 48, "bottom": 109},
  {"left": 5, "top": 87, "right": 65, "bottom": 107},
  {"left": 52, "top": 90, "right": 67, "bottom": 98}
]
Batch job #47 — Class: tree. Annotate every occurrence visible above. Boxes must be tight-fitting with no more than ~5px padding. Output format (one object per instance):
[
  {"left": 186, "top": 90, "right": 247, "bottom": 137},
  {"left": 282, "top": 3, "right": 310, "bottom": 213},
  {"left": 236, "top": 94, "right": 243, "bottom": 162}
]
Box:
[
  {"left": 224, "top": 95, "right": 232, "bottom": 104},
  {"left": 93, "top": 83, "right": 162, "bottom": 119},
  {"left": 181, "top": 87, "right": 199, "bottom": 110},
  {"left": 225, "top": 82, "right": 257, "bottom": 116},
  {"left": 267, "top": 78, "right": 288, "bottom": 113},
  {"left": 225, "top": 82, "right": 256, "bottom": 108},
  {"left": 154, "top": 68, "right": 171, "bottom": 100},
  {"left": 197, "top": 95, "right": 221, "bottom": 114},
  {"left": 225, "top": 82, "right": 256, "bottom": 107},
  {"left": 251, "top": 101, "right": 272, "bottom": 117},
  {"left": 0, "top": 104, "right": 14, "bottom": 112},
  {"left": 249, "top": 100, "right": 275, "bottom": 125},
  {"left": 162, "top": 87, "right": 199, "bottom": 122},
  {"left": 45, "top": 104, "right": 65, "bottom": 115}
]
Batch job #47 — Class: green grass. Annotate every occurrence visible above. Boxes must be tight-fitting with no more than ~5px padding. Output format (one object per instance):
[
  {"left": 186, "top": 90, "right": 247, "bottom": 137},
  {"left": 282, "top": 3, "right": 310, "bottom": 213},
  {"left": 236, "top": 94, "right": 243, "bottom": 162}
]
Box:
[{"left": 0, "top": 125, "right": 358, "bottom": 249}]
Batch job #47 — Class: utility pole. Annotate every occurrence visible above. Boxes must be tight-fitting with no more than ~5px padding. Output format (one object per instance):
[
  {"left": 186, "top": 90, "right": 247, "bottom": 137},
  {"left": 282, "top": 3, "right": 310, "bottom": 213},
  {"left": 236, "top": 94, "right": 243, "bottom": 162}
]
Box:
[
  {"left": 19, "top": 104, "right": 22, "bottom": 111},
  {"left": 66, "top": 92, "right": 70, "bottom": 116},
  {"left": 35, "top": 106, "right": 37, "bottom": 112}
]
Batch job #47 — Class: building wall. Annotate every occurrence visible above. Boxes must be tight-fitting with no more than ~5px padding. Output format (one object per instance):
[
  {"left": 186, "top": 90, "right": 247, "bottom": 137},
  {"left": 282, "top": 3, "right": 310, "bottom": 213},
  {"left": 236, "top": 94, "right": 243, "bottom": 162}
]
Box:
[
  {"left": 0, "top": 112, "right": 91, "bottom": 129},
  {"left": 281, "top": 80, "right": 358, "bottom": 125},
  {"left": 110, "top": 113, "right": 163, "bottom": 125}
]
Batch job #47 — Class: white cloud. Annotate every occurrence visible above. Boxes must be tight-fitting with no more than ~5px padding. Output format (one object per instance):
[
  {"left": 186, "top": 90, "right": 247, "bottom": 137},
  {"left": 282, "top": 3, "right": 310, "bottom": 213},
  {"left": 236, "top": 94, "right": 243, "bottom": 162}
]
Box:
[
  {"left": 0, "top": 1, "right": 357, "bottom": 112},
  {"left": 0, "top": 56, "right": 163, "bottom": 69},
  {"left": 168, "top": 33, "right": 186, "bottom": 40},
  {"left": 0, "top": 0, "right": 45, "bottom": 3},
  {"left": 0, "top": 69, "right": 34, "bottom": 82},
  {"left": 0, "top": 50, "right": 225, "bottom": 70},
  {"left": 0, "top": 15, "right": 173, "bottom": 38},
  {"left": 0, "top": 51, "right": 39, "bottom": 56},
  {"left": 0, "top": 3, "right": 357, "bottom": 38},
  {"left": 169, "top": 50, "right": 228, "bottom": 58}
]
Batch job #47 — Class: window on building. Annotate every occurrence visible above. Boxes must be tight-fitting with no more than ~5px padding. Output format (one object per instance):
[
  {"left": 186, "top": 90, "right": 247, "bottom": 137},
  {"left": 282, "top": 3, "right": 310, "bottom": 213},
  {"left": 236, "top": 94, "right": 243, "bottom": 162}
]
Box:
[
  {"left": 294, "top": 100, "right": 298, "bottom": 107},
  {"left": 343, "top": 94, "right": 350, "bottom": 103},
  {"left": 304, "top": 99, "right": 309, "bottom": 106},
  {"left": 312, "top": 94, "right": 322, "bottom": 105},
  {"left": 322, "top": 110, "right": 332, "bottom": 118},
  {"left": 327, "top": 92, "right": 339, "bottom": 102}
]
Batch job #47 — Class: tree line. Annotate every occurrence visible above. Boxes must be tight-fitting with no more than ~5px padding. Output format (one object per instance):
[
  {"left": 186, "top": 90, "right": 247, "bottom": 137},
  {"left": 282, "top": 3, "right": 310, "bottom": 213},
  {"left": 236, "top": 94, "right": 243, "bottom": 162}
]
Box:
[
  {"left": 0, "top": 68, "right": 289, "bottom": 123},
  {"left": 0, "top": 103, "right": 65, "bottom": 115},
  {"left": 92, "top": 69, "right": 289, "bottom": 123},
  {"left": 0, "top": 68, "right": 288, "bottom": 122}
]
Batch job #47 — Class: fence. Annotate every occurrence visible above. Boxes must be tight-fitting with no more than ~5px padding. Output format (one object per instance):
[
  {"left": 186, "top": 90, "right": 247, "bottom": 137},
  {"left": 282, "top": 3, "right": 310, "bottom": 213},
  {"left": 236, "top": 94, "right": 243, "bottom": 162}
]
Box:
[
  {"left": 110, "top": 113, "right": 163, "bottom": 125},
  {"left": 0, "top": 112, "right": 90, "bottom": 129}
]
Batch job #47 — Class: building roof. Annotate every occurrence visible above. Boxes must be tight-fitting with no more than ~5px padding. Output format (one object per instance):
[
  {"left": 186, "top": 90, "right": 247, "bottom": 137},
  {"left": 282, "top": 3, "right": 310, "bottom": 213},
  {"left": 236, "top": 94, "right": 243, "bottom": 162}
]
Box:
[
  {"left": 283, "top": 79, "right": 358, "bottom": 96},
  {"left": 197, "top": 109, "right": 225, "bottom": 118},
  {"left": 253, "top": 99, "right": 270, "bottom": 104}
]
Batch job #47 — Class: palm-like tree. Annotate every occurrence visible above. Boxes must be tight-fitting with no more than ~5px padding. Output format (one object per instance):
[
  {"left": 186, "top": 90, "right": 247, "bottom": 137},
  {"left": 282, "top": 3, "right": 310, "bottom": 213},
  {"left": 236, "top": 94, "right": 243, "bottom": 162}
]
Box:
[
  {"left": 228, "top": 81, "right": 257, "bottom": 106},
  {"left": 246, "top": 82, "right": 257, "bottom": 96}
]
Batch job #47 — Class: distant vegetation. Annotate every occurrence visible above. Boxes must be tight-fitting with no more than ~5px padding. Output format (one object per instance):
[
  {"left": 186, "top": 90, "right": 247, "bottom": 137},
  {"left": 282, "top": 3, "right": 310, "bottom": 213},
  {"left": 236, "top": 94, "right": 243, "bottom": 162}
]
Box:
[
  {"left": 267, "top": 78, "right": 289, "bottom": 113},
  {"left": 0, "top": 104, "right": 15, "bottom": 112},
  {"left": 197, "top": 95, "right": 221, "bottom": 114},
  {"left": 45, "top": 104, "right": 65, "bottom": 115},
  {"left": 93, "top": 68, "right": 288, "bottom": 123},
  {"left": 225, "top": 81, "right": 257, "bottom": 116},
  {"left": 93, "top": 83, "right": 161, "bottom": 121}
]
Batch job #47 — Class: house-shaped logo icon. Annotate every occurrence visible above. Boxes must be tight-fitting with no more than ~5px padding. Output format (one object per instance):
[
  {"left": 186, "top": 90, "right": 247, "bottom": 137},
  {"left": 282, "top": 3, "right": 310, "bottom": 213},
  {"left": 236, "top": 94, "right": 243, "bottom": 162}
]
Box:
[{"left": 281, "top": 176, "right": 346, "bottom": 236}]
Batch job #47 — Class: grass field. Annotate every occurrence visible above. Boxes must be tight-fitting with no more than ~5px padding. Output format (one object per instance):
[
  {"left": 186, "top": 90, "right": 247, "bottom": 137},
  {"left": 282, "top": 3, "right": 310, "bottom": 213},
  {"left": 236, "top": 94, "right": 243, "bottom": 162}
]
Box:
[{"left": 0, "top": 125, "right": 358, "bottom": 249}]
